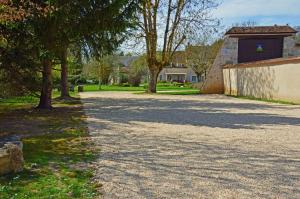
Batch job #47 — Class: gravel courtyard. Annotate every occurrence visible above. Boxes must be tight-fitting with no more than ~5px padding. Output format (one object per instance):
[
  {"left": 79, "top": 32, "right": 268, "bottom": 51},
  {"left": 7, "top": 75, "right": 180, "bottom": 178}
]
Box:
[{"left": 80, "top": 92, "right": 300, "bottom": 199}]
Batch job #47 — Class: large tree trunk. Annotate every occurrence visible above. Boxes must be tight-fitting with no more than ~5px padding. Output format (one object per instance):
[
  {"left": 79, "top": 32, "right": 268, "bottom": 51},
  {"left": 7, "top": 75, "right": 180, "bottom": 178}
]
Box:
[
  {"left": 60, "top": 48, "right": 70, "bottom": 98},
  {"left": 37, "top": 59, "right": 52, "bottom": 109},
  {"left": 148, "top": 68, "right": 159, "bottom": 93}
]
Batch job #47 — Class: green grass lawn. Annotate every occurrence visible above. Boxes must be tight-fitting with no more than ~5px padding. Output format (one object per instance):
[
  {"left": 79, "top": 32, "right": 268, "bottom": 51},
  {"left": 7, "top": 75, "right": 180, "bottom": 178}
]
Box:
[
  {"left": 0, "top": 85, "right": 200, "bottom": 198},
  {"left": 83, "top": 84, "right": 145, "bottom": 92},
  {"left": 0, "top": 93, "right": 99, "bottom": 198},
  {"left": 157, "top": 90, "right": 201, "bottom": 95},
  {"left": 231, "top": 95, "right": 298, "bottom": 105},
  {"left": 81, "top": 83, "right": 199, "bottom": 93}
]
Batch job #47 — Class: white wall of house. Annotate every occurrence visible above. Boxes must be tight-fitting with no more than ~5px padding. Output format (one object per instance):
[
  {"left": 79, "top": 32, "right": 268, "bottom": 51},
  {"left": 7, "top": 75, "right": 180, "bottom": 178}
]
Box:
[{"left": 158, "top": 68, "right": 198, "bottom": 83}]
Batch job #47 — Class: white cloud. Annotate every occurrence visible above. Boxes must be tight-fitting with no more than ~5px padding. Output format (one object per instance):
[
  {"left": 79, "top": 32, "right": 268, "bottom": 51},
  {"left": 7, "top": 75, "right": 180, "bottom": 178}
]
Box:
[{"left": 214, "top": 0, "right": 300, "bottom": 18}]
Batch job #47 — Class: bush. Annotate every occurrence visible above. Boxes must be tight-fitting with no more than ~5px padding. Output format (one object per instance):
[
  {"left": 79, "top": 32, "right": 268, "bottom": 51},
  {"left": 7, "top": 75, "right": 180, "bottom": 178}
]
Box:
[
  {"left": 121, "top": 82, "right": 130, "bottom": 87},
  {"left": 184, "top": 82, "right": 192, "bottom": 87},
  {"left": 143, "top": 84, "right": 148, "bottom": 89},
  {"left": 157, "top": 82, "right": 172, "bottom": 87},
  {"left": 173, "top": 82, "right": 184, "bottom": 87},
  {"left": 69, "top": 75, "right": 87, "bottom": 85},
  {"left": 128, "top": 75, "right": 141, "bottom": 87},
  {"left": 158, "top": 80, "right": 167, "bottom": 84}
]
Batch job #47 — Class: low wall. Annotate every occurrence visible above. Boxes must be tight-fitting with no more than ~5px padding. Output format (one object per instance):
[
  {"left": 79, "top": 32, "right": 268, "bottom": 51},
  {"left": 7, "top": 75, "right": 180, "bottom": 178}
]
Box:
[{"left": 223, "top": 57, "right": 300, "bottom": 103}]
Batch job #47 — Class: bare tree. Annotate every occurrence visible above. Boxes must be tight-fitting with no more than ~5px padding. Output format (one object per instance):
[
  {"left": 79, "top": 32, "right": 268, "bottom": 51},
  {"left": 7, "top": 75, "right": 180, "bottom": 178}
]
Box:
[
  {"left": 186, "top": 39, "right": 223, "bottom": 81},
  {"left": 232, "top": 21, "right": 257, "bottom": 27},
  {"left": 137, "top": 0, "right": 219, "bottom": 93}
]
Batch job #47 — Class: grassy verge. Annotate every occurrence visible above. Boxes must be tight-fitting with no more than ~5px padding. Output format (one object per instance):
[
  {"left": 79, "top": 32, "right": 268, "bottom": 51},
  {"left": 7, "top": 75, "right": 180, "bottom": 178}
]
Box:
[
  {"left": 83, "top": 84, "right": 144, "bottom": 92},
  {"left": 0, "top": 93, "right": 99, "bottom": 198},
  {"left": 231, "top": 95, "right": 298, "bottom": 105},
  {"left": 81, "top": 84, "right": 198, "bottom": 92},
  {"left": 134, "top": 90, "right": 200, "bottom": 95},
  {"left": 157, "top": 90, "right": 200, "bottom": 95},
  {"left": 0, "top": 91, "right": 78, "bottom": 112}
]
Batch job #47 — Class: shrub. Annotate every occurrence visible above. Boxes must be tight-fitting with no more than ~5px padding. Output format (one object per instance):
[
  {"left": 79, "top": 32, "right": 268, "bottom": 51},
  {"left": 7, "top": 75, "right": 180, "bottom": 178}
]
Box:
[
  {"left": 128, "top": 74, "right": 141, "bottom": 87},
  {"left": 121, "top": 82, "right": 130, "bottom": 87}
]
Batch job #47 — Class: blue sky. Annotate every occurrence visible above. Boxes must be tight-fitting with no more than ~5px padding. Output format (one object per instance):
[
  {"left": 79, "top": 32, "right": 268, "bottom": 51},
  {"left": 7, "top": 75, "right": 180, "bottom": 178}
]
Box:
[{"left": 214, "top": 0, "right": 300, "bottom": 27}]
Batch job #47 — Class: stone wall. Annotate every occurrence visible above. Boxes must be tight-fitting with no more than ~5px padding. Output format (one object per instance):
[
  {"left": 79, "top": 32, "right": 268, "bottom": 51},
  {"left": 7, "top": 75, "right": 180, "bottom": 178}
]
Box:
[
  {"left": 223, "top": 58, "right": 300, "bottom": 103},
  {"left": 201, "top": 36, "right": 238, "bottom": 94},
  {"left": 283, "top": 36, "right": 300, "bottom": 57}
]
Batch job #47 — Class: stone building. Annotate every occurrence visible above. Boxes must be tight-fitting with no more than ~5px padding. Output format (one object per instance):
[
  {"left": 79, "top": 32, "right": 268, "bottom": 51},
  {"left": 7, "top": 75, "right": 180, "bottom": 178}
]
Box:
[{"left": 202, "top": 25, "right": 300, "bottom": 94}]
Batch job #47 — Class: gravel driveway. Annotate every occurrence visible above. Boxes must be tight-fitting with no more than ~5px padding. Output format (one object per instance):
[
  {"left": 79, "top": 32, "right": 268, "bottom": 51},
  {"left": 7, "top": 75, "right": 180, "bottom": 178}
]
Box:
[{"left": 80, "top": 92, "right": 300, "bottom": 199}]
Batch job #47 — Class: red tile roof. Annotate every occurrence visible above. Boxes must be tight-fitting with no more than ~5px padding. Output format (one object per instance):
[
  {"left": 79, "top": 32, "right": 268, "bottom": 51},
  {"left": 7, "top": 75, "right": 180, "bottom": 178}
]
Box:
[{"left": 226, "top": 26, "right": 297, "bottom": 35}]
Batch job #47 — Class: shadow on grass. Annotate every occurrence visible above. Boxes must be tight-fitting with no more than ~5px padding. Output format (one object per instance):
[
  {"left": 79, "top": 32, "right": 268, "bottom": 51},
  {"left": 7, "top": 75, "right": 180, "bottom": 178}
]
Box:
[{"left": 0, "top": 99, "right": 98, "bottom": 198}]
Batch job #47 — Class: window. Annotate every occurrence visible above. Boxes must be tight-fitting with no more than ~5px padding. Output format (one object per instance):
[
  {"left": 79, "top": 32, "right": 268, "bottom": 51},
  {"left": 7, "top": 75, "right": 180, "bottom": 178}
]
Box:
[
  {"left": 159, "top": 75, "right": 163, "bottom": 81},
  {"left": 192, "top": 76, "right": 197, "bottom": 82},
  {"left": 256, "top": 44, "right": 264, "bottom": 53}
]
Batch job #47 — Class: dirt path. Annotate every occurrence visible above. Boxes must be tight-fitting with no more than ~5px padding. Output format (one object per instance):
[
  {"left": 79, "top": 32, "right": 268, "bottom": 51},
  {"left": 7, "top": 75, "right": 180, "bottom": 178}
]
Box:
[{"left": 80, "top": 92, "right": 300, "bottom": 199}]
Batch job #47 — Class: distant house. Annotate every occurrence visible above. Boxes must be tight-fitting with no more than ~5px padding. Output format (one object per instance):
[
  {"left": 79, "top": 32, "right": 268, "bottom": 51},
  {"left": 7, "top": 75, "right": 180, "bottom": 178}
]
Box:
[
  {"left": 110, "top": 56, "right": 139, "bottom": 84},
  {"left": 158, "top": 51, "right": 199, "bottom": 83}
]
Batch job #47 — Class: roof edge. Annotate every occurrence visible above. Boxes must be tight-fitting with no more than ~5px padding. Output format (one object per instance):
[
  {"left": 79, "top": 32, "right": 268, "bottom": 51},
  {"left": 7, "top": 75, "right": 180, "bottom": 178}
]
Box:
[
  {"left": 225, "top": 26, "right": 297, "bottom": 36},
  {"left": 223, "top": 57, "right": 300, "bottom": 69}
]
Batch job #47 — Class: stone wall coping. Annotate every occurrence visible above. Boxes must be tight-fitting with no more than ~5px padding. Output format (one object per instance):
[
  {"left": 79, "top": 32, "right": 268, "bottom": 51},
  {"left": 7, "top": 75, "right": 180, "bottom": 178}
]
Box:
[{"left": 223, "top": 56, "right": 300, "bottom": 69}]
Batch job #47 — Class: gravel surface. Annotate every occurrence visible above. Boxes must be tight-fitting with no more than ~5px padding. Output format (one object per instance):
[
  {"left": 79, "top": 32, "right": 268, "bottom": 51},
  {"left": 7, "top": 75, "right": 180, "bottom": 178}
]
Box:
[{"left": 80, "top": 92, "right": 300, "bottom": 199}]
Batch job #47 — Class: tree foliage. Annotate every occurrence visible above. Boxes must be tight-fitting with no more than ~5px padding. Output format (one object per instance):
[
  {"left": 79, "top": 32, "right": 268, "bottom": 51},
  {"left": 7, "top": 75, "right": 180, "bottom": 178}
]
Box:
[
  {"left": 83, "top": 56, "right": 116, "bottom": 86},
  {"left": 1, "top": 0, "right": 139, "bottom": 108},
  {"left": 128, "top": 55, "right": 148, "bottom": 86}
]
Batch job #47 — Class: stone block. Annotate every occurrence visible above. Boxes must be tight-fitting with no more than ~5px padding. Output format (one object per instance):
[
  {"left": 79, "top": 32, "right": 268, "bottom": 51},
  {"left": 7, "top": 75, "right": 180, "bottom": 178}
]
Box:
[{"left": 0, "top": 136, "right": 24, "bottom": 175}]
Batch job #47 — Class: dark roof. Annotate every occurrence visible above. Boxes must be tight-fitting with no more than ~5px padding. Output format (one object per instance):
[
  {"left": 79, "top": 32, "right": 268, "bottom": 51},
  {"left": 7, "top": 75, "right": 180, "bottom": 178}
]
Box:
[
  {"left": 225, "top": 26, "right": 297, "bottom": 35},
  {"left": 117, "top": 56, "right": 139, "bottom": 67}
]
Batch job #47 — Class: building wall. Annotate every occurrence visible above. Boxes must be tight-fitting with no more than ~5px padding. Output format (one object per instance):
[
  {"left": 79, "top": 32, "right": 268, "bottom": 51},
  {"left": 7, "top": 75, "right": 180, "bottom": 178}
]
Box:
[
  {"left": 223, "top": 62, "right": 300, "bottom": 103},
  {"left": 202, "top": 34, "right": 299, "bottom": 94},
  {"left": 283, "top": 36, "right": 300, "bottom": 57},
  {"left": 158, "top": 68, "right": 198, "bottom": 82},
  {"left": 201, "top": 36, "right": 238, "bottom": 93}
]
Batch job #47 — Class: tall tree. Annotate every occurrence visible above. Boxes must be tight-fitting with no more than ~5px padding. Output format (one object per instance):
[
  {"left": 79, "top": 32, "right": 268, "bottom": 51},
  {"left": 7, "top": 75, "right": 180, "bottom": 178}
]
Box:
[
  {"left": 0, "top": 1, "right": 53, "bottom": 100},
  {"left": 2, "top": 0, "right": 138, "bottom": 108},
  {"left": 137, "top": 0, "right": 219, "bottom": 93},
  {"left": 53, "top": 0, "right": 138, "bottom": 98}
]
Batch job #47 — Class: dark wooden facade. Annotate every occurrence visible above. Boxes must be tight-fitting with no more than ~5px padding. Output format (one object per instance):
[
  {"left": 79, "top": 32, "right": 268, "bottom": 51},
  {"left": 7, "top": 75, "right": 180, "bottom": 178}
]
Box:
[
  {"left": 225, "top": 26, "right": 297, "bottom": 63},
  {"left": 238, "top": 36, "right": 283, "bottom": 63}
]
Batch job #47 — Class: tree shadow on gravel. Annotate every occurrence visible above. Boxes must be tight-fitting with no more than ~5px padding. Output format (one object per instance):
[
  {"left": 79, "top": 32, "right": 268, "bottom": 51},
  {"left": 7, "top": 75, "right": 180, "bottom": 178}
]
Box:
[
  {"left": 82, "top": 97, "right": 300, "bottom": 130},
  {"left": 81, "top": 95, "right": 300, "bottom": 198},
  {"left": 95, "top": 132, "right": 300, "bottom": 198}
]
